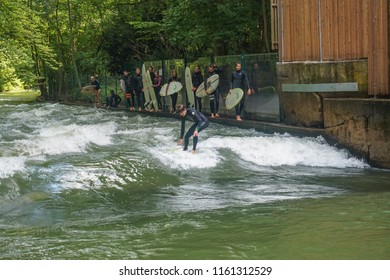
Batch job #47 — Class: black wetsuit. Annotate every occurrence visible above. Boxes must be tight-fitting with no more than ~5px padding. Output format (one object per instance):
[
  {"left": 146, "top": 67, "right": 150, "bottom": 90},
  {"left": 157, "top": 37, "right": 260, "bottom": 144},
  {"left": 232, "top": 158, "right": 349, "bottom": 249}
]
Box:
[
  {"left": 204, "top": 67, "right": 221, "bottom": 114},
  {"left": 91, "top": 79, "right": 100, "bottom": 91},
  {"left": 192, "top": 71, "right": 204, "bottom": 111},
  {"left": 134, "top": 74, "right": 143, "bottom": 109},
  {"left": 180, "top": 108, "right": 209, "bottom": 151},
  {"left": 231, "top": 70, "right": 251, "bottom": 116},
  {"left": 121, "top": 75, "right": 134, "bottom": 108},
  {"left": 168, "top": 76, "right": 180, "bottom": 111},
  {"left": 106, "top": 92, "right": 122, "bottom": 107},
  {"left": 153, "top": 75, "right": 162, "bottom": 109}
]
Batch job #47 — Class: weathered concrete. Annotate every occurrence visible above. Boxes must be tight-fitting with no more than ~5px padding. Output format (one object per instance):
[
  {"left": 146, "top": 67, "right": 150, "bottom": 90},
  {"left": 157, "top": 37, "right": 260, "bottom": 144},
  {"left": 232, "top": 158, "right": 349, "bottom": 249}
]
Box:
[
  {"left": 277, "top": 60, "right": 368, "bottom": 127},
  {"left": 323, "top": 98, "right": 390, "bottom": 168}
]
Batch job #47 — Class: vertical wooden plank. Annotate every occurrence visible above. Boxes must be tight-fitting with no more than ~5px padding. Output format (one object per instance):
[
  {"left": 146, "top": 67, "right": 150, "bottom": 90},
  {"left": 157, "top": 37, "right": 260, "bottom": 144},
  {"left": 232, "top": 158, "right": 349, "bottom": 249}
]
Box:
[
  {"left": 334, "top": 0, "right": 340, "bottom": 60},
  {"left": 313, "top": 0, "right": 320, "bottom": 60},
  {"left": 278, "top": 0, "right": 282, "bottom": 61},
  {"left": 322, "top": 0, "right": 331, "bottom": 60},
  {"left": 346, "top": 0, "right": 353, "bottom": 59},
  {"left": 284, "top": 0, "right": 291, "bottom": 61},
  {"left": 291, "top": 1, "right": 303, "bottom": 61},
  {"left": 388, "top": 0, "right": 390, "bottom": 95},
  {"left": 362, "top": 0, "right": 370, "bottom": 58},
  {"left": 349, "top": 0, "right": 356, "bottom": 58},
  {"left": 304, "top": 0, "right": 310, "bottom": 60},
  {"left": 378, "top": 0, "right": 389, "bottom": 95},
  {"left": 368, "top": 0, "right": 374, "bottom": 95},
  {"left": 339, "top": 0, "right": 346, "bottom": 60},
  {"left": 357, "top": 0, "right": 365, "bottom": 58}
]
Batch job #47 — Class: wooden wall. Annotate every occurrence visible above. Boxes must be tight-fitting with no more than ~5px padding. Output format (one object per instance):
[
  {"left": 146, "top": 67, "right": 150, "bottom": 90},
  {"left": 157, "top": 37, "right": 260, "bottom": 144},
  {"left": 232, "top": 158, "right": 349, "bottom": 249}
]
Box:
[
  {"left": 368, "top": 0, "right": 389, "bottom": 96},
  {"left": 277, "top": 0, "right": 389, "bottom": 95}
]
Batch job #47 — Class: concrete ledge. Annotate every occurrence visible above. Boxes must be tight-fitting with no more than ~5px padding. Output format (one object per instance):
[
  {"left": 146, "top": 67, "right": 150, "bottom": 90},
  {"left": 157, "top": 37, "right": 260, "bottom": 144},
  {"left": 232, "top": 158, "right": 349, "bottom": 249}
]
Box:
[{"left": 277, "top": 60, "right": 368, "bottom": 127}]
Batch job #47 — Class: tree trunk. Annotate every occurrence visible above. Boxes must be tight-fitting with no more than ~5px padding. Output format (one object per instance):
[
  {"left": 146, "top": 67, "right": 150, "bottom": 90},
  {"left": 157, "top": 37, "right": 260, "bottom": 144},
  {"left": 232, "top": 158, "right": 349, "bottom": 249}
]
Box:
[{"left": 67, "top": 0, "right": 81, "bottom": 89}]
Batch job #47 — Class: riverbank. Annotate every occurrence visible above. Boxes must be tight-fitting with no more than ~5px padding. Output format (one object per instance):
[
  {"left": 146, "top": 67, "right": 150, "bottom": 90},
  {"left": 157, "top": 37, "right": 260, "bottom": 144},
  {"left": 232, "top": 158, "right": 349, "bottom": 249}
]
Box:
[{"left": 0, "top": 90, "right": 40, "bottom": 103}]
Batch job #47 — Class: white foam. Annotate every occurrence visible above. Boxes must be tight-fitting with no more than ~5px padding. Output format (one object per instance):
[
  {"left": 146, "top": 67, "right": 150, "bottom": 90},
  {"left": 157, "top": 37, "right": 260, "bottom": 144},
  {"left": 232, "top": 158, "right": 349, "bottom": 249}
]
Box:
[
  {"left": 149, "top": 133, "right": 366, "bottom": 170},
  {"left": 50, "top": 165, "right": 126, "bottom": 191},
  {"left": 0, "top": 157, "right": 26, "bottom": 179},
  {"left": 203, "top": 135, "right": 367, "bottom": 168},
  {"left": 16, "top": 122, "right": 116, "bottom": 156},
  {"left": 151, "top": 146, "right": 222, "bottom": 170},
  {"left": 149, "top": 127, "right": 222, "bottom": 170}
]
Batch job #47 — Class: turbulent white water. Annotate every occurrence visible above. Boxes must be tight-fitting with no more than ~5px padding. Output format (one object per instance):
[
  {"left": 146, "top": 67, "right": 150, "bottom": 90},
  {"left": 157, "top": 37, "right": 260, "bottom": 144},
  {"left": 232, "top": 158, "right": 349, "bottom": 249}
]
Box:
[
  {"left": 0, "top": 103, "right": 367, "bottom": 183},
  {"left": 2, "top": 103, "right": 390, "bottom": 260}
]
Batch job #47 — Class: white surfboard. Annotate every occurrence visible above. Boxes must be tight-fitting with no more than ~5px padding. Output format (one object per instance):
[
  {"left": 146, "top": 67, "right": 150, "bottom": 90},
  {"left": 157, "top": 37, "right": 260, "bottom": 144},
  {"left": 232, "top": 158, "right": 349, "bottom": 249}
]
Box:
[
  {"left": 80, "top": 85, "right": 95, "bottom": 94},
  {"left": 146, "top": 69, "right": 158, "bottom": 110},
  {"left": 142, "top": 64, "right": 152, "bottom": 110},
  {"left": 196, "top": 74, "right": 219, "bottom": 98},
  {"left": 225, "top": 88, "right": 244, "bottom": 110},
  {"left": 185, "top": 67, "right": 195, "bottom": 107},
  {"left": 159, "top": 81, "right": 183, "bottom": 96}
]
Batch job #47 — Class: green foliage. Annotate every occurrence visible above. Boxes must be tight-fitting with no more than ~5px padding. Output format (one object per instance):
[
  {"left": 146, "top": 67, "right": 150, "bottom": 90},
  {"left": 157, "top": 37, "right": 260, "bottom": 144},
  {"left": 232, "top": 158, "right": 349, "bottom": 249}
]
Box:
[{"left": 0, "top": 0, "right": 272, "bottom": 96}]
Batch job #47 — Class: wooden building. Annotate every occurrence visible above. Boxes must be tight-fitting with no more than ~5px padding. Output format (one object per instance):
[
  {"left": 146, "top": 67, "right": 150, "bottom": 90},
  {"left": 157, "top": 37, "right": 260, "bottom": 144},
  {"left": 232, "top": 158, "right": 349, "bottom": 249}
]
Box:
[{"left": 271, "top": 0, "right": 389, "bottom": 96}]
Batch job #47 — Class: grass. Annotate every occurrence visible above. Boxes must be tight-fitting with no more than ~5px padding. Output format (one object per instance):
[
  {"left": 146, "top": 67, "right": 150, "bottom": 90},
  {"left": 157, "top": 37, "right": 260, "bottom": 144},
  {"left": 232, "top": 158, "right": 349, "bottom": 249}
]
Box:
[{"left": 0, "top": 90, "right": 41, "bottom": 103}]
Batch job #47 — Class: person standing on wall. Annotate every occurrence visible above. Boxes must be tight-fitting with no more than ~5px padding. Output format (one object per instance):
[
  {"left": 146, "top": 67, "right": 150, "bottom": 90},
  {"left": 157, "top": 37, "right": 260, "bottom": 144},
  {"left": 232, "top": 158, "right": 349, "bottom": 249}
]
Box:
[
  {"left": 90, "top": 75, "right": 101, "bottom": 107},
  {"left": 192, "top": 65, "right": 204, "bottom": 112},
  {"left": 168, "top": 69, "right": 181, "bottom": 113},
  {"left": 120, "top": 70, "right": 135, "bottom": 111},
  {"left": 204, "top": 63, "right": 221, "bottom": 118},
  {"left": 153, "top": 70, "right": 162, "bottom": 111},
  {"left": 134, "top": 67, "right": 144, "bottom": 111},
  {"left": 231, "top": 62, "right": 252, "bottom": 121}
]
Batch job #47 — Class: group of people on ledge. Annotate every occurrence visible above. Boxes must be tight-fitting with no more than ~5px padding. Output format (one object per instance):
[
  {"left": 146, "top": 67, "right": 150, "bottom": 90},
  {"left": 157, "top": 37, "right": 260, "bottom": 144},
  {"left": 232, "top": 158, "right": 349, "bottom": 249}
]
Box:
[{"left": 101, "top": 62, "right": 253, "bottom": 122}]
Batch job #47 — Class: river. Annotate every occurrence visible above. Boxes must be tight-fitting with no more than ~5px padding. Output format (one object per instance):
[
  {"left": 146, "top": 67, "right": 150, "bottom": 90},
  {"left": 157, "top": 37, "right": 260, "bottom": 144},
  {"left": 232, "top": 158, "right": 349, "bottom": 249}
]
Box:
[{"left": 0, "top": 103, "right": 389, "bottom": 259}]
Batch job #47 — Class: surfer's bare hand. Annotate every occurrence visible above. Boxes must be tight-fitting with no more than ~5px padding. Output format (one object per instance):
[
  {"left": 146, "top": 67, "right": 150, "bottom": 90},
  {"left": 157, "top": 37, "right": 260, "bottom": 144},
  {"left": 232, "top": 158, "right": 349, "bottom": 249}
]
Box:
[
  {"left": 193, "top": 131, "right": 199, "bottom": 137},
  {"left": 247, "top": 89, "right": 253, "bottom": 95},
  {"left": 178, "top": 139, "right": 183, "bottom": 145}
]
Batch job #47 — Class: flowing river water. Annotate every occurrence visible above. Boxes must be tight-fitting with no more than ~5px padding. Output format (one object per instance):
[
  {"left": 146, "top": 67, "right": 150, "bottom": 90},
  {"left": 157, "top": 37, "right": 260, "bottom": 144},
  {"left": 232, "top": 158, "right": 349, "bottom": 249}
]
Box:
[{"left": 0, "top": 103, "right": 389, "bottom": 259}]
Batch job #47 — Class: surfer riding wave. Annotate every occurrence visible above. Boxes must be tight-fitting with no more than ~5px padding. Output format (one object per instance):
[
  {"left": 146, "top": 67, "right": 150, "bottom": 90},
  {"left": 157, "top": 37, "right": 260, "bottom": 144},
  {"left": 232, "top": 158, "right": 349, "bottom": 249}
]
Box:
[{"left": 177, "top": 104, "right": 209, "bottom": 153}]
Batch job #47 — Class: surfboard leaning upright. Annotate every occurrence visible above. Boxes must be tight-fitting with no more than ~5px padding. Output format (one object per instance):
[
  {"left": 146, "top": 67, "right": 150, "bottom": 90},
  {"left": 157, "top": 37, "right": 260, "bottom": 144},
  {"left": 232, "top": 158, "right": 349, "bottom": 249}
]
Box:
[
  {"left": 142, "top": 64, "right": 152, "bottom": 110},
  {"left": 146, "top": 69, "right": 159, "bottom": 110},
  {"left": 185, "top": 67, "right": 195, "bottom": 107}
]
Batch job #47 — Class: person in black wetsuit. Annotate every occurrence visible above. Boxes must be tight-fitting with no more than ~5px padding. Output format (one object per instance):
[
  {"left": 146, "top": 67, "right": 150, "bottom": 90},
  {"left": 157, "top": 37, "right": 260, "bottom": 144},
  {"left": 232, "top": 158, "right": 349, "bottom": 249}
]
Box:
[
  {"left": 90, "top": 75, "right": 101, "bottom": 107},
  {"left": 134, "top": 67, "right": 144, "bottom": 111},
  {"left": 168, "top": 69, "right": 181, "bottom": 113},
  {"left": 153, "top": 71, "right": 162, "bottom": 110},
  {"left": 106, "top": 90, "right": 122, "bottom": 109},
  {"left": 230, "top": 62, "right": 253, "bottom": 121},
  {"left": 176, "top": 104, "right": 209, "bottom": 153},
  {"left": 204, "top": 63, "right": 221, "bottom": 118},
  {"left": 120, "top": 71, "right": 135, "bottom": 111},
  {"left": 192, "top": 65, "right": 203, "bottom": 112}
]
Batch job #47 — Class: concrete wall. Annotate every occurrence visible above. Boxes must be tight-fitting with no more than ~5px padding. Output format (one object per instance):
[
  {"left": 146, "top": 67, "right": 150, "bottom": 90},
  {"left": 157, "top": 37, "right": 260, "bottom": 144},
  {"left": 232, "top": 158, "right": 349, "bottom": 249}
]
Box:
[
  {"left": 277, "top": 60, "right": 368, "bottom": 127},
  {"left": 323, "top": 98, "right": 390, "bottom": 168}
]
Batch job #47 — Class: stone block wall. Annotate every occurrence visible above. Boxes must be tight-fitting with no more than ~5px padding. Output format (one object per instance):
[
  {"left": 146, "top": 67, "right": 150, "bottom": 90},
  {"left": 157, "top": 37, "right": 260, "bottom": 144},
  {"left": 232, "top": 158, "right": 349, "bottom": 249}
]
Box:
[{"left": 323, "top": 98, "right": 390, "bottom": 168}]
